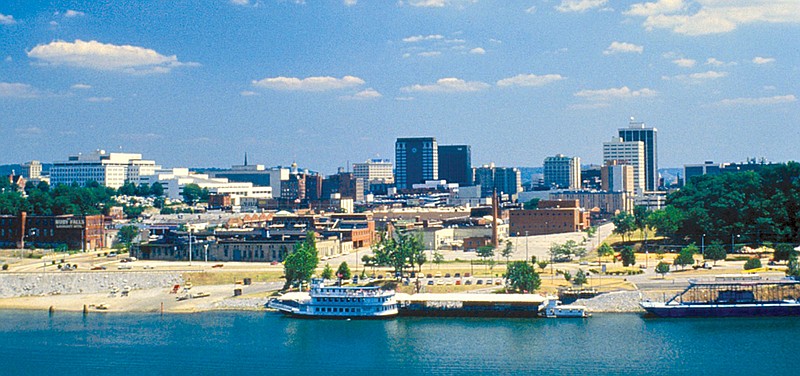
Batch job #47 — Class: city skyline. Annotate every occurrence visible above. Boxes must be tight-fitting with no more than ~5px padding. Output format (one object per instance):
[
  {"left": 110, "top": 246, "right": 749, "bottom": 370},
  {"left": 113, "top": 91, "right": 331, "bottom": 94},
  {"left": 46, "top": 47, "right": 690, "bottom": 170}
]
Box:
[{"left": 1, "top": 1, "right": 798, "bottom": 174}]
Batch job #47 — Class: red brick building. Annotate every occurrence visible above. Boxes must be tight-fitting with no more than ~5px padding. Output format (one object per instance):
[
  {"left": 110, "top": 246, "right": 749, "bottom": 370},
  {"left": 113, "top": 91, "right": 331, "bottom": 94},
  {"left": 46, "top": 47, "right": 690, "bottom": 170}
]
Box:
[
  {"left": 0, "top": 213, "right": 105, "bottom": 250},
  {"left": 508, "top": 199, "right": 590, "bottom": 236}
]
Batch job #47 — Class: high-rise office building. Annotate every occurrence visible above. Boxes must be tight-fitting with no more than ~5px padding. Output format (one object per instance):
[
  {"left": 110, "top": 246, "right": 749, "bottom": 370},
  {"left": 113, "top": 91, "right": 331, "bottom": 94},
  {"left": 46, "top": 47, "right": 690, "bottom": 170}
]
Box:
[
  {"left": 601, "top": 160, "right": 635, "bottom": 193},
  {"left": 618, "top": 119, "right": 658, "bottom": 191},
  {"left": 543, "top": 154, "right": 581, "bottom": 189},
  {"left": 473, "top": 163, "right": 522, "bottom": 198},
  {"left": 603, "top": 137, "right": 645, "bottom": 194},
  {"left": 50, "top": 150, "right": 159, "bottom": 189},
  {"left": 395, "top": 137, "right": 438, "bottom": 189},
  {"left": 438, "top": 145, "right": 472, "bottom": 186}
]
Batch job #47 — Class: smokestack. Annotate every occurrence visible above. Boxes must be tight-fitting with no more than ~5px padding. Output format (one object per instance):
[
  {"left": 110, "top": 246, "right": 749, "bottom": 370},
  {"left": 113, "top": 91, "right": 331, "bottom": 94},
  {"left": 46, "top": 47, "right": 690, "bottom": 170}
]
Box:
[
  {"left": 16, "top": 211, "right": 27, "bottom": 249},
  {"left": 492, "top": 189, "right": 499, "bottom": 248}
]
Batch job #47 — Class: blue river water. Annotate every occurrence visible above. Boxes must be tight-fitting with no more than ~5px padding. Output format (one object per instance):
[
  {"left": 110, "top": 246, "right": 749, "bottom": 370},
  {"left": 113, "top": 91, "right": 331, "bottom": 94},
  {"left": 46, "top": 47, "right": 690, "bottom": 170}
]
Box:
[{"left": 1, "top": 310, "right": 798, "bottom": 375}]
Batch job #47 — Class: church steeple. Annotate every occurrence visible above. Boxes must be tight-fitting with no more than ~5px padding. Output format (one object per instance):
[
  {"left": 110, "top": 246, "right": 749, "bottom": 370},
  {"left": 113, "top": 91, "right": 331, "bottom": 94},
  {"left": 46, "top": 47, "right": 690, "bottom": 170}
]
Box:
[{"left": 244, "top": 152, "right": 248, "bottom": 166}]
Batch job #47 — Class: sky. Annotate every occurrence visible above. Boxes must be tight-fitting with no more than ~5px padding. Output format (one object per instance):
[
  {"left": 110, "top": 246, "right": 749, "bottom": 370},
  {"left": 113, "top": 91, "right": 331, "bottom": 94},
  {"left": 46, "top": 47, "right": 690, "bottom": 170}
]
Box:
[{"left": 1, "top": 0, "right": 798, "bottom": 174}]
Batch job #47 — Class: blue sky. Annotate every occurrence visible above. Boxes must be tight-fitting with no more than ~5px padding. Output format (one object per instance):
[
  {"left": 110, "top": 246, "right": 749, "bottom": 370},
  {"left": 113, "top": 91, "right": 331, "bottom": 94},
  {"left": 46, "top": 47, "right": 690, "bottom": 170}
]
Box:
[{"left": 1, "top": 0, "right": 798, "bottom": 174}]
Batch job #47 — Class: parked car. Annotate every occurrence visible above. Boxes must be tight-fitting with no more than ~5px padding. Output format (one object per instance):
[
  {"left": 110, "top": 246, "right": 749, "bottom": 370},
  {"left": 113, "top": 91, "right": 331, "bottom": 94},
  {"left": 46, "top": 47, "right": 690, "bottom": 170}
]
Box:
[
  {"left": 464, "top": 272, "right": 471, "bottom": 278},
  {"left": 465, "top": 280, "right": 473, "bottom": 285},
  {"left": 91, "top": 266, "right": 106, "bottom": 271},
  {"left": 118, "top": 264, "right": 131, "bottom": 270},
  {"left": 426, "top": 273, "right": 433, "bottom": 278},
  {"left": 454, "top": 273, "right": 461, "bottom": 278},
  {"left": 427, "top": 280, "right": 434, "bottom": 285},
  {"left": 444, "top": 273, "right": 451, "bottom": 278},
  {"left": 476, "top": 280, "right": 484, "bottom": 285}
]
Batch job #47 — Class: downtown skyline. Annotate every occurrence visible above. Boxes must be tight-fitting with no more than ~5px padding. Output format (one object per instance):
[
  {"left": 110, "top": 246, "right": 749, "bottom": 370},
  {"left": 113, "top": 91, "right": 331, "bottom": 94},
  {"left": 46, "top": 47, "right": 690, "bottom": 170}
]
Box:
[{"left": 1, "top": 0, "right": 798, "bottom": 174}]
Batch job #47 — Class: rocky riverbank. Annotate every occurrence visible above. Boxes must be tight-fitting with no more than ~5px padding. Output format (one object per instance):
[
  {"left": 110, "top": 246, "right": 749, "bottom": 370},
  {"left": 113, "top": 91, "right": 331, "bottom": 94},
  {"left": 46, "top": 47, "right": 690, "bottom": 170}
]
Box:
[
  {"left": 574, "top": 291, "right": 646, "bottom": 313},
  {"left": 0, "top": 272, "right": 183, "bottom": 298}
]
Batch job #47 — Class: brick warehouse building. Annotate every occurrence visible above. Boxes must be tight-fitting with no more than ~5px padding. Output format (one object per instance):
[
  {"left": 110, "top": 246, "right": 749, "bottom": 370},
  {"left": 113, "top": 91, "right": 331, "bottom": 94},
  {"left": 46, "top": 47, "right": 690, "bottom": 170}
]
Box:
[
  {"left": 508, "top": 200, "right": 590, "bottom": 236},
  {"left": 0, "top": 212, "right": 105, "bottom": 250}
]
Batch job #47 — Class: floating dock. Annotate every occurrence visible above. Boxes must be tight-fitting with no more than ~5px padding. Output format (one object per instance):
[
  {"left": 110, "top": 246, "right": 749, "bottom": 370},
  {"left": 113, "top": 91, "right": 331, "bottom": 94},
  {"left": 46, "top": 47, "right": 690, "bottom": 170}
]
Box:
[{"left": 395, "top": 293, "right": 552, "bottom": 317}]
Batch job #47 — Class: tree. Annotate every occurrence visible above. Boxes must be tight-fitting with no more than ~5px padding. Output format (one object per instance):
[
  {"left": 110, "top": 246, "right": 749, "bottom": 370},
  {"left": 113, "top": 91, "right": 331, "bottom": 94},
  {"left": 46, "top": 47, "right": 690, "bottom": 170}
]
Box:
[
  {"left": 505, "top": 261, "right": 541, "bottom": 293},
  {"left": 282, "top": 232, "right": 319, "bottom": 290},
  {"left": 633, "top": 205, "right": 650, "bottom": 237},
  {"left": 523, "top": 198, "right": 540, "bottom": 210},
  {"left": 433, "top": 251, "right": 444, "bottom": 268},
  {"left": 773, "top": 243, "right": 797, "bottom": 262},
  {"left": 655, "top": 262, "right": 670, "bottom": 278},
  {"left": 336, "top": 262, "right": 352, "bottom": 280},
  {"left": 321, "top": 263, "right": 334, "bottom": 280},
  {"left": 572, "top": 269, "right": 587, "bottom": 287},
  {"left": 181, "top": 184, "right": 209, "bottom": 204},
  {"left": 787, "top": 256, "right": 800, "bottom": 279},
  {"left": 612, "top": 212, "right": 636, "bottom": 242},
  {"left": 744, "top": 258, "right": 762, "bottom": 270},
  {"left": 704, "top": 241, "right": 727, "bottom": 265},
  {"left": 673, "top": 245, "right": 696, "bottom": 270},
  {"left": 537, "top": 260, "right": 549, "bottom": 271},
  {"left": 117, "top": 225, "right": 139, "bottom": 249},
  {"left": 477, "top": 245, "right": 495, "bottom": 266},
  {"left": 597, "top": 243, "right": 614, "bottom": 262},
  {"left": 620, "top": 246, "right": 636, "bottom": 267},
  {"left": 563, "top": 271, "right": 572, "bottom": 282},
  {"left": 501, "top": 240, "right": 514, "bottom": 264},
  {"left": 151, "top": 182, "right": 165, "bottom": 197}
]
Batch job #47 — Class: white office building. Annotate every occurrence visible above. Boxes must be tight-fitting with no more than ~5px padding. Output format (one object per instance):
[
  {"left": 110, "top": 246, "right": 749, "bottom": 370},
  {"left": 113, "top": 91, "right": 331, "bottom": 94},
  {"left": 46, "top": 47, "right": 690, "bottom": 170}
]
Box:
[
  {"left": 50, "top": 150, "right": 159, "bottom": 189},
  {"left": 602, "top": 138, "right": 645, "bottom": 194},
  {"left": 140, "top": 168, "right": 272, "bottom": 202}
]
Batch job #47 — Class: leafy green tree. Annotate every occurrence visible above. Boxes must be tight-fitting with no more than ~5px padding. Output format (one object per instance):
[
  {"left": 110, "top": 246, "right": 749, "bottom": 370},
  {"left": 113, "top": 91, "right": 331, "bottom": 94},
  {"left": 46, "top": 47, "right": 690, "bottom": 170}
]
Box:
[
  {"left": 597, "top": 243, "right": 614, "bottom": 262},
  {"left": 321, "top": 263, "right": 334, "bottom": 280},
  {"left": 523, "top": 198, "right": 540, "bottom": 210},
  {"left": 572, "top": 269, "right": 587, "bottom": 287},
  {"left": 118, "top": 182, "right": 137, "bottom": 196},
  {"left": 336, "top": 262, "right": 352, "bottom": 280},
  {"left": 505, "top": 261, "right": 541, "bottom": 293},
  {"left": 537, "top": 260, "right": 549, "bottom": 271},
  {"left": 744, "top": 258, "right": 763, "bottom": 270},
  {"left": 704, "top": 241, "right": 727, "bottom": 265},
  {"left": 501, "top": 240, "right": 514, "bottom": 264},
  {"left": 673, "top": 246, "right": 696, "bottom": 270},
  {"left": 563, "top": 270, "right": 572, "bottom": 282},
  {"left": 633, "top": 205, "right": 650, "bottom": 237},
  {"left": 181, "top": 183, "right": 204, "bottom": 204},
  {"left": 647, "top": 206, "right": 684, "bottom": 239},
  {"left": 477, "top": 245, "right": 495, "bottom": 266},
  {"left": 117, "top": 225, "right": 139, "bottom": 248},
  {"left": 414, "top": 252, "right": 427, "bottom": 272},
  {"left": 433, "top": 251, "right": 444, "bottom": 268},
  {"left": 612, "top": 212, "right": 636, "bottom": 242},
  {"left": 151, "top": 182, "right": 165, "bottom": 197},
  {"left": 655, "top": 262, "right": 670, "bottom": 278},
  {"left": 786, "top": 256, "right": 800, "bottom": 279},
  {"left": 620, "top": 246, "right": 636, "bottom": 267},
  {"left": 282, "top": 232, "right": 319, "bottom": 290},
  {"left": 773, "top": 243, "right": 797, "bottom": 262}
]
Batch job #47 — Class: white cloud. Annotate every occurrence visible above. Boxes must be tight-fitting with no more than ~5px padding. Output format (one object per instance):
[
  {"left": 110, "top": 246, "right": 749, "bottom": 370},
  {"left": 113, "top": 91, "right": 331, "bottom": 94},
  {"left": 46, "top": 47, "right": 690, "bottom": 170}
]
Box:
[
  {"left": 752, "top": 56, "right": 775, "bottom": 64},
  {"left": 603, "top": 41, "right": 644, "bottom": 55},
  {"left": 624, "top": 0, "right": 684, "bottom": 16},
  {"left": 71, "top": 83, "right": 92, "bottom": 90},
  {"left": 525, "top": 6, "right": 537, "bottom": 14},
  {"left": 401, "top": 78, "right": 490, "bottom": 93},
  {"left": 497, "top": 74, "right": 565, "bottom": 87},
  {"left": 15, "top": 127, "right": 43, "bottom": 137},
  {"left": 0, "top": 82, "right": 41, "bottom": 98},
  {"left": 556, "top": 0, "right": 608, "bottom": 13},
  {"left": 663, "top": 70, "right": 728, "bottom": 82},
  {"left": 705, "top": 57, "right": 735, "bottom": 66},
  {"left": 340, "top": 88, "right": 382, "bottom": 100},
  {"left": 64, "top": 10, "right": 85, "bottom": 17},
  {"left": 407, "top": 0, "right": 447, "bottom": 7},
  {"left": 344, "top": 0, "right": 357, "bottom": 5},
  {"left": 27, "top": 40, "right": 196, "bottom": 74},
  {"left": 252, "top": 75, "right": 365, "bottom": 91},
  {"left": 418, "top": 51, "right": 442, "bottom": 57},
  {"left": 672, "top": 58, "right": 696, "bottom": 67},
  {"left": 240, "top": 90, "right": 260, "bottom": 96},
  {"left": 574, "top": 86, "right": 657, "bottom": 101},
  {"left": 86, "top": 96, "right": 113, "bottom": 102},
  {"left": 402, "top": 34, "right": 444, "bottom": 43},
  {"left": 230, "top": 0, "right": 251, "bottom": 5},
  {"left": 627, "top": 0, "right": 800, "bottom": 35},
  {"left": 469, "top": 47, "right": 486, "bottom": 55},
  {"left": 0, "top": 13, "right": 16, "bottom": 25},
  {"left": 713, "top": 95, "right": 796, "bottom": 106},
  {"left": 395, "top": 96, "right": 415, "bottom": 101}
]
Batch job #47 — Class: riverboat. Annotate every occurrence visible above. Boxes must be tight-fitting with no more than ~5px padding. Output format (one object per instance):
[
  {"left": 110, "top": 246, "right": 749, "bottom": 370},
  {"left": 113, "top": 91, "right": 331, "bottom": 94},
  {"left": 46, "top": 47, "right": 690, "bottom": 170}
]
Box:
[
  {"left": 640, "top": 275, "right": 800, "bottom": 318},
  {"left": 268, "top": 279, "right": 398, "bottom": 318}
]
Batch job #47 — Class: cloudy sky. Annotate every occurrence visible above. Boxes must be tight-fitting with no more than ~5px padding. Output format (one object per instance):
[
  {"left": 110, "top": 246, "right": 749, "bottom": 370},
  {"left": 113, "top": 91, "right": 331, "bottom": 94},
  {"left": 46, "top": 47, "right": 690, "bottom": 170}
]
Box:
[{"left": 1, "top": 0, "right": 798, "bottom": 173}]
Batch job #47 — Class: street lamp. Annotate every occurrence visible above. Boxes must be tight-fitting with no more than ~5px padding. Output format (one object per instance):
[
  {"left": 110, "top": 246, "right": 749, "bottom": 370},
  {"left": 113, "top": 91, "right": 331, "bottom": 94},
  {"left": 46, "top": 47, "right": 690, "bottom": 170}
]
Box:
[
  {"left": 525, "top": 230, "right": 529, "bottom": 264},
  {"left": 731, "top": 234, "right": 740, "bottom": 254},
  {"left": 701, "top": 233, "right": 706, "bottom": 256}
]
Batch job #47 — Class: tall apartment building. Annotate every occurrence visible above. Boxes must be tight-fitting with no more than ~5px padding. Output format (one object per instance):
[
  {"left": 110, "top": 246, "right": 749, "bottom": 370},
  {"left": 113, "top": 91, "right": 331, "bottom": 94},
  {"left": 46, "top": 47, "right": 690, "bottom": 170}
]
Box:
[
  {"left": 438, "top": 145, "right": 472, "bottom": 187},
  {"left": 395, "top": 137, "right": 438, "bottom": 190},
  {"left": 619, "top": 119, "right": 658, "bottom": 191},
  {"left": 601, "top": 160, "right": 635, "bottom": 194},
  {"left": 353, "top": 159, "right": 393, "bottom": 194},
  {"left": 543, "top": 154, "right": 581, "bottom": 189},
  {"left": 473, "top": 163, "right": 522, "bottom": 198},
  {"left": 50, "top": 150, "right": 158, "bottom": 189},
  {"left": 602, "top": 137, "right": 645, "bottom": 194},
  {"left": 21, "top": 161, "right": 43, "bottom": 180}
]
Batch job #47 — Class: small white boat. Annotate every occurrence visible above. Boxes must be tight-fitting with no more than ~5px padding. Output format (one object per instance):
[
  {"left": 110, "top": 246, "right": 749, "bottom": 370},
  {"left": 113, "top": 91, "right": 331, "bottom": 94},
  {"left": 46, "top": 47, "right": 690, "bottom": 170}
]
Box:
[{"left": 540, "top": 299, "right": 590, "bottom": 318}]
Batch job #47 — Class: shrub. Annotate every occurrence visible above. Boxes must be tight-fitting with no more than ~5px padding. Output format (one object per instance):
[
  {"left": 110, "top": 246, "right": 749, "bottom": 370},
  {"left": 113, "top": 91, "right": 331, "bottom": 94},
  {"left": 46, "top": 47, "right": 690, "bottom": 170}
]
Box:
[
  {"left": 744, "top": 258, "right": 762, "bottom": 270},
  {"left": 2, "top": 264, "right": 8, "bottom": 271}
]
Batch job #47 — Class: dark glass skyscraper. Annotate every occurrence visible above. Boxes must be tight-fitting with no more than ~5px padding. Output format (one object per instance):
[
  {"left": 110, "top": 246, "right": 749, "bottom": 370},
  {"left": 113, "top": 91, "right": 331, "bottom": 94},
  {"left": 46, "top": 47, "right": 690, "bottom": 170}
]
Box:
[
  {"left": 395, "top": 137, "right": 438, "bottom": 189},
  {"left": 619, "top": 120, "right": 658, "bottom": 191},
  {"left": 438, "top": 145, "right": 472, "bottom": 186}
]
